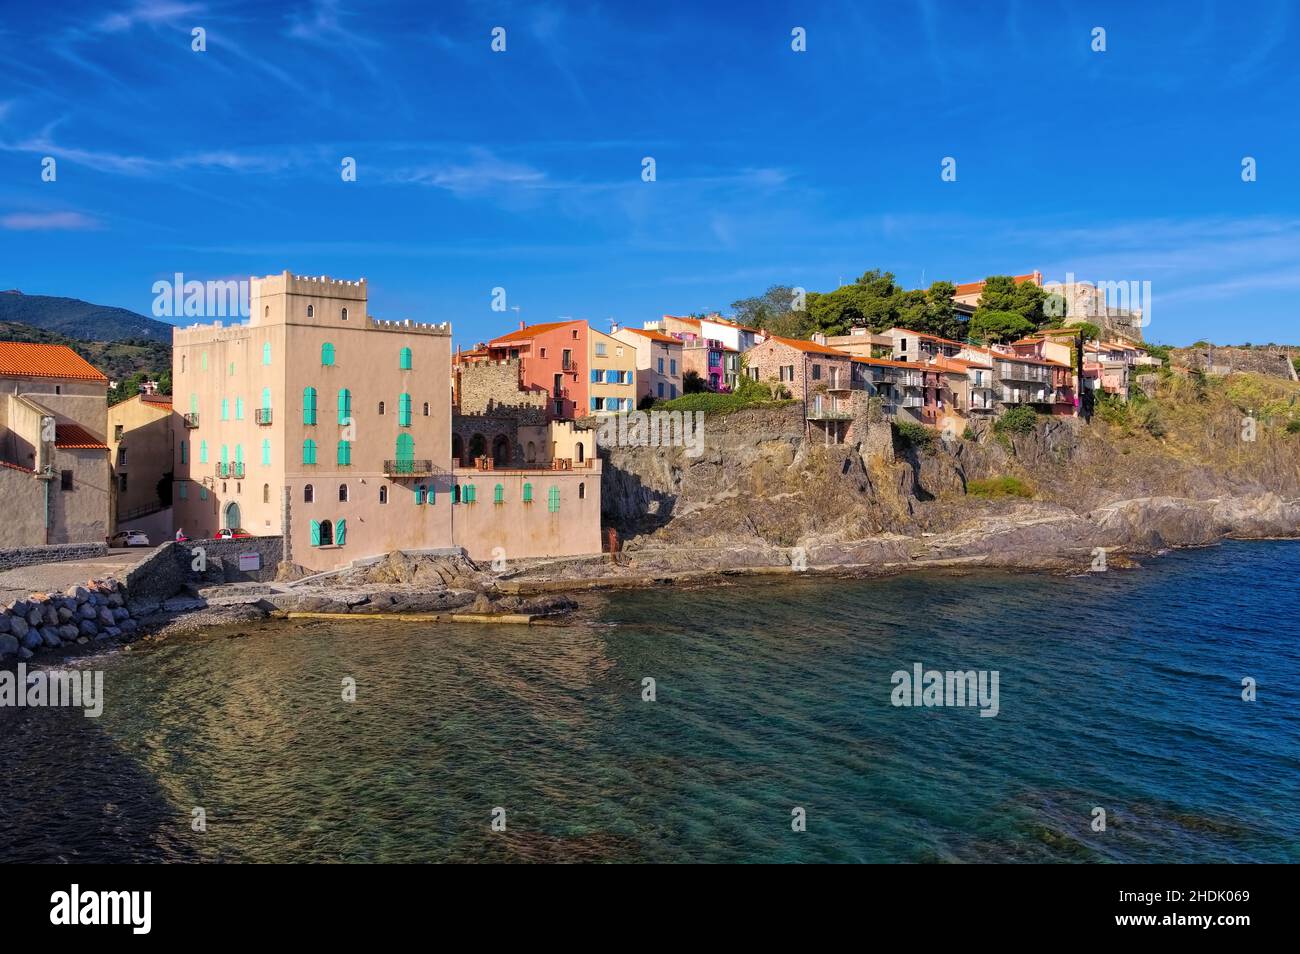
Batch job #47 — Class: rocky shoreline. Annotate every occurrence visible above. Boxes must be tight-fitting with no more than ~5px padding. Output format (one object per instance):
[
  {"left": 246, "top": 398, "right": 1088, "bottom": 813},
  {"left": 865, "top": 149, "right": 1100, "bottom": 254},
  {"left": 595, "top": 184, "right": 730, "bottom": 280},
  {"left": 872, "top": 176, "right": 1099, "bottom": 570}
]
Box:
[{"left": 2, "top": 490, "right": 1295, "bottom": 667}]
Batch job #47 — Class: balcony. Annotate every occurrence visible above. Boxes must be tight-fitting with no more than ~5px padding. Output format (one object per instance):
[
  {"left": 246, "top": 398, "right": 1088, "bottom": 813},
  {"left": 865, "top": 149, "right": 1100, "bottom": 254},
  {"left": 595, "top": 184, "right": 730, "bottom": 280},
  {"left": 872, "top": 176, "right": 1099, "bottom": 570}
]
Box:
[
  {"left": 255, "top": 408, "right": 272, "bottom": 425},
  {"left": 183, "top": 413, "right": 200, "bottom": 428},
  {"left": 899, "top": 395, "right": 924, "bottom": 408},
  {"left": 384, "top": 459, "right": 437, "bottom": 478}
]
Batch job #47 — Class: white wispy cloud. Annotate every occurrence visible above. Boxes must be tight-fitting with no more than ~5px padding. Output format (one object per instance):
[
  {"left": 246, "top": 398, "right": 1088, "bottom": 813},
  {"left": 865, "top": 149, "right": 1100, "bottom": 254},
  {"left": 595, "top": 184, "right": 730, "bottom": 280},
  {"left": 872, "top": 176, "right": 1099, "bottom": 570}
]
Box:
[{"left": 1, "top": 210, "right": 102, "bottom": 230}]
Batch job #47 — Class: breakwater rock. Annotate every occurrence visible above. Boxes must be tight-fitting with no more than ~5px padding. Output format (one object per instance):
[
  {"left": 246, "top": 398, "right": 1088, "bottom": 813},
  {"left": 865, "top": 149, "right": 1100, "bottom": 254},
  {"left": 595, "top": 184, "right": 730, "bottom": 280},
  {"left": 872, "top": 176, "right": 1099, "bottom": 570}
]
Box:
[{"left": 0, "top": 579, "right": 139, "bottom": 662}]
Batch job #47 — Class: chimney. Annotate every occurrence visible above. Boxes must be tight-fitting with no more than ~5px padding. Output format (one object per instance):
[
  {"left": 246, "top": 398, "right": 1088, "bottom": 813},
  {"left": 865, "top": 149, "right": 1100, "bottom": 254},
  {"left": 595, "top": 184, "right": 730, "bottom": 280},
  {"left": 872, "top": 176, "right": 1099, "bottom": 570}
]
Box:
[
  {"left": 610, "top": 321, "right": 620, "bottom": 334},
  {"left": 518, "top": 320, "right": 526, "bottom": 331},
  {"left": 811, "top": 332, "right": 827, "bottom": 345}
]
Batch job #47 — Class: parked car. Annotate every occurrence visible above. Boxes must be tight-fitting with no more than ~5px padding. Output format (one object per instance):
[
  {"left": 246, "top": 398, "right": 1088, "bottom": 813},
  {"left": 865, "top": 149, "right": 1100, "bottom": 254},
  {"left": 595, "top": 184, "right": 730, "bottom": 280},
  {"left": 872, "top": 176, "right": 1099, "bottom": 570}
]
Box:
[
  {"left": 216, "top": 528, "right": 253, "bottom": 540},
  {"left": 107, "top": 530, "right": 150, "bottom": 548}
]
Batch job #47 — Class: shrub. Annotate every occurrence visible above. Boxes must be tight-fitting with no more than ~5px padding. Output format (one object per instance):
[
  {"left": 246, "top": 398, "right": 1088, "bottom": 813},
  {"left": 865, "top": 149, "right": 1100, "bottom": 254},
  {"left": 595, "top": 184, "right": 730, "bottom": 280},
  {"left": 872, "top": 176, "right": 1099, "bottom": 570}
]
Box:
[
  {"left": 1287, "top": 419, "right": 1300, "bottom": 434},
  {"left": 1132, "top": 401, "right": 1166, "bottom": 437},
  {"left": 967, "top": 476, "right": 1034, "bottom": 498},
  {"left": 961, "top": 425, "right": 976, "bottom": 441},
  {"left": 892, "top": 418, "right": 935, "bottom": 450},
  {"left": 654, "top": 391, "right": 795, "bottom": 416},
  {"left": 992, "top": 405, "right": 1038, "bottom": 436}
]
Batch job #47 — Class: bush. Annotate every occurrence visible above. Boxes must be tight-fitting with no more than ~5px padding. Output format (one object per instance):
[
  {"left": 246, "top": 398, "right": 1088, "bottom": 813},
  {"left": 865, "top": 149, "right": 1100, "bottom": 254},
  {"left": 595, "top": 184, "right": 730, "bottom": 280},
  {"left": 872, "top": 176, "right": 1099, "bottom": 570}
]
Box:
[
  {"left": 1132, "top": 401, "right": 1166, "bottom": 437},
  {"left": 892, "top": 418, "right": 935, "bottom": 450},
  {"left": 967, "top": 476, "right": 1034, "bottom": 498},
  {"left": 654, "top": 391, "right": 795, "bottom": 416},
  {"left": 1287, "top": 419, "right": 1300, "bottom": 434},
  {"left": 992, "top": 405, "right": 1038, "bottom": 436},
  {"left": 961, "top": 425, "right": 976, "bottom": 441}
]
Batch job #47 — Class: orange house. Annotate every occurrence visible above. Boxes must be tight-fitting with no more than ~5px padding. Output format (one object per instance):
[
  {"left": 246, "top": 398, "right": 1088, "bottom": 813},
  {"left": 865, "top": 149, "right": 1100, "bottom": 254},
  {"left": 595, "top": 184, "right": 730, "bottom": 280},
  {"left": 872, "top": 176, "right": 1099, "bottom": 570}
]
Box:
[{"left": 487, "top": 320, "right": 589, "bottom": 420}]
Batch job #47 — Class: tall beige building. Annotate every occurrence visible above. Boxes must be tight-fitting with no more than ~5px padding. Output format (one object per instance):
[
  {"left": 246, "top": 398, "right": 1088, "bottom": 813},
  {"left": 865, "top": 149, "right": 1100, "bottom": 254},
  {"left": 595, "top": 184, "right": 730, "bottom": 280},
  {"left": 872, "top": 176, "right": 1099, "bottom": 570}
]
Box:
[{"left": 173, "top": 271, "right": 601, "bottom": 572}]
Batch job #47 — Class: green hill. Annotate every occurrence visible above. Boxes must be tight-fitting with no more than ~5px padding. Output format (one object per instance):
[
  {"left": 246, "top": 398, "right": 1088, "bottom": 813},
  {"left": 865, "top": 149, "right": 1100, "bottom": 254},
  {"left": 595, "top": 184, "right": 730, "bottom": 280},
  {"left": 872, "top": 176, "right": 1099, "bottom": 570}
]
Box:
[{"left": 0, "top": 289, "right": 173, "bottom": 344}]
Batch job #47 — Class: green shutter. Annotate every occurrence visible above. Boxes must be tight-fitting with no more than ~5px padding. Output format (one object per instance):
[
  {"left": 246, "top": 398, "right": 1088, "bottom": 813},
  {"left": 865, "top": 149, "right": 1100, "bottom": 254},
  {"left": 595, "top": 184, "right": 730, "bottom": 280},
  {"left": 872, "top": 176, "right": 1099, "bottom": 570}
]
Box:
[
  {"left": 221, "top": 398, "right": 229, "bottom": 420},
  {"left": 338, "top": 388, "right": 351, "bottom": 424},
  {"left": 548, "top": 486, "right": 560, "bottom": 512},
  {"left": 395, "top": 433, "right": 414, "bottom": 471},
  {"left": 303, "top": 387, "right": 317, "bottom": 425},
  {"left": 335, "top": 519, "right": 346, "bottom": 546},
  {"left": 494, "top": 483, "right": 504, "bottom": 504},
  {"left": 310, "top": 520, "right": 320, "bottom": 546},
  {"left": 398, "top": 393, "right": 411, "bottom": 426},
  {"left": 522, "top": 482, "right": 532, "bottom": 503},
  {"left": 304, "top": 439, "right": 316, "bottom": 465},
  {"left": 415, "top": 485, "right": 425, "bottom": 505},
  {"left": 235, "top": 397, "right": 244, "bottom": 420},
  {"left": 261, "top": 387, "right": 271, "bottom": 411},
  {"left": 262, "top": 342, "right": 271, "bottom": 365},
  {"left": 337, "top": 440, "right": 351, "bottom": 466},
  {"left": 261, "top": 439, "right": 271, "bottom": 466},
  {"left": 400, "top": 347, "right": 412, "bottom": 370},
  {"left": 180, "top": 440, "right": 187, "bottom": 464},
  {"left": 322, "top": 342, "right": 335, "bottom": 366},
  {"left": 199, "top": 440, "right": 208, "bottom": 463}
]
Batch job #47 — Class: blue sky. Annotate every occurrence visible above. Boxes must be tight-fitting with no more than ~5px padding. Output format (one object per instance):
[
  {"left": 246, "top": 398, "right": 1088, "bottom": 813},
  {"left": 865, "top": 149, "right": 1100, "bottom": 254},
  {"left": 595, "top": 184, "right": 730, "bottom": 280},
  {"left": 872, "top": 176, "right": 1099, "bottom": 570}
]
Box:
[{"left": 0, "top": 0, "right": 1296, "bottom": 347}]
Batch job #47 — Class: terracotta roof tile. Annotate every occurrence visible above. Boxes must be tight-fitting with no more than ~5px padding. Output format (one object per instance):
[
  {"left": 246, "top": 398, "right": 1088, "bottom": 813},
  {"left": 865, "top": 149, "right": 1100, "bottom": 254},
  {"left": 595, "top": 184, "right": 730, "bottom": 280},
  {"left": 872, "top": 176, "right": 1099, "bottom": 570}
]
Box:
[
  {"left": 0, "top": 342, "right": 108, "bottom": 382},
  {"left": 621, "top": 327, "right": 680, "bottom": 345},
  {"left": 765, "top": 335, "right": 851, "bottom": 357},
  {"left": 54, "top": 423, "right": 108, "bottom": 449},
  {"left": 488, "top": 320, "right": 583, "bottom": 346},
  {"left": 952, "top": 272, "right": 1042, "bottom": 297}
]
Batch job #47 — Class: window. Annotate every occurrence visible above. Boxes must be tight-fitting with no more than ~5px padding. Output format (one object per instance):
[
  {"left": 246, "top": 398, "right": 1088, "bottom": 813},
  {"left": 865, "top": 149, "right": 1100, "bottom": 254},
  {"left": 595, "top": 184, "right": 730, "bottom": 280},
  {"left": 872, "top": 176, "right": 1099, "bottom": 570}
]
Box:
[
  {"left": 415, "top": 485, "right": 426, "bottom": 505},
  {"left": 452, "top": 484, "right": 461, "bottom": 505},
  {"left": 263, "top": 342, "right": 271, "bottom": 365},
  {"left": 199, "top": 440, "right": 209, "bottom": 463},
  {"left": 178, "top": 482, "right": 187, "bottom": 500},
  {"left": 335, "top": 519, "right": 346, "bottom": 545},
  {"left": 540, "top": 347, "right": 547, "bottom": 358},
  {"left": 379, "top": 486, "right": 388, "bottom": 504},
  {"left": 229, "top": 362, "right": 235, "bottom": 376},
  {"left": 200, "top": 487, "right": 207, "bottom": 500},
  {"left": 399, "top": 347, "right": 412, "bottom": 370},
  {"left": 395, "top": 433, "right": 414, "bottom": 468},
  {"left": 595, "top": 342, "right": 607, "bottom": 356},
  {"left": 657, "top": 357, "right": 664, "bottom": 374},
  {"left": 339, "top": 483, "right": 349, "bottom": 502},
  {"left": 321, "top": 342, "right": 335, "bottom": 366},
  {"left": 812, "top": 364, "right": 822, "bottom": 380},
  {"left": 337, "top": 440, "right": 352, "bottom": 466},
  {"left": 341, "top": 307, "right": 349, "bottom": 321},
  {"left": 423, "top": 402, "right": 429, "bottom": 416},
  {"left": 657, "top": 382, "right": 665, "bottom": 398},
  {"left": 378, "top": 400, "right": 386, "bottom": 415},
  {"left": 494, "top": 483, "right": 504, "bottom": 504},
  {"left": 522, "top": 482, "right": 533, "bottom": 503},
  {"left": 221, "top": 398, "right": 230, "bottom": 420},
  {"left": 119, "top": 474, "right": 128, "bottom": 492},
  {"left": 307, "top": 304, "right": 315, "bottom": 318},
  {"left": 779, "top": 365, "right": 795, "bottom": 382},
  {"left": 201, "top": 351, "right": 208, "bottom": 371},
  {"left": 462, "top": 483, "right": 476, "bottom": 503},
  {"left": 590, "top": 397, "right": 602, "bottom": 412},
  {"left": 398, "top": 392, "right": 412, "bottom": 426},
  {"left": 180, "top": 441, "right": 188, "bottom": 464},
  {"left": 899, "top": 338, "right": 908, "bottom": 353},
  {"left": 261, "top": 387, "right": 272, "bottom": 412},
  {"left": 670, "top": 359, "right": 677, "bottom": 375},
  {"left": 264, "top": 306, "right": 270, "bottom": 318},
  {"left": 261, "top": 439, "right": 271, "bottom": 466},
  {"left": 547, "top": 486, "right": 560, "bottom": 512},
  {"left": 117, "top": 447, "right": 127, "bottom": 466},
  {"left": 60, "top": 469, "right": 73, "bottom": 489},
  {"left": 304, "top": 484, "right": 314, "bottom": 503},
  {"left": 263, "top": 484, "right": 270, "bottom": 503},
  {"left": 578, "top": 482, "right": 585, "bottom": 499},
  {"left": 303, "top": 387, "right": 318, "bottom": 424},
  {"left": 591, "top": 369, "right": 601, "bottom": 383},
  {"left": 670, "top": 384, "right": 677, "bottom": 398},
  {"left": 181, "top": 355, "right": 186, "bottom": 373},
  {"left": 114, "top": 424, "right": 124, "bottom": 441},
  {"left": 337, "top": 388, "right": 352, "bottom": 425},
  {"left": 235, "top": 397, "right": 245, "bottom": 419},
  {"left": 303, "top": 439, "right": 318, "bottom": 465}
]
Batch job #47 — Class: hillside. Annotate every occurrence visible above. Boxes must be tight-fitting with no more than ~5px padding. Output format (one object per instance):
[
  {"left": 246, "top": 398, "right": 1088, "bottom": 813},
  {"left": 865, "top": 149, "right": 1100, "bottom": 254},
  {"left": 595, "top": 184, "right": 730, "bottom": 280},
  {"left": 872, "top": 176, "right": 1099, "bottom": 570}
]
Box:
[
  {"left": 0, "top": 289, "right": 173, "bottom": 344},
  {"left": 0, "top": 320, "right": 171, "bottom": 390}
]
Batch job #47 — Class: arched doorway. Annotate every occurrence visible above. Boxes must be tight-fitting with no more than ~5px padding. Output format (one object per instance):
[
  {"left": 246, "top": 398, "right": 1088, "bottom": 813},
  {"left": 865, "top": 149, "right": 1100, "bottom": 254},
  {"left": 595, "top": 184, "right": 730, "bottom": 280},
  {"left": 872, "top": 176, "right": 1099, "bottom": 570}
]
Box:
[
  {"left": 469, "top": 433, "right": 486, "bottom": 463},
  {"left": 451, "top": 434, "right": 464, "bottom": 466},
  {"left": 492, "top": 435, "right": 510, "bottom": 466},
  {"left": 223, "top": 501, "right": 241, "bottom": 530}
]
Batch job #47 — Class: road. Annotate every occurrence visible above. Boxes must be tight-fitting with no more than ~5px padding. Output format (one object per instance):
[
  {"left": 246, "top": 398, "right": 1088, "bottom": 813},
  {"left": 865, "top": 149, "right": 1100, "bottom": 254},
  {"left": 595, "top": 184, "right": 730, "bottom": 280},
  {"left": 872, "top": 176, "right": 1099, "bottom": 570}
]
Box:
[{"left": 0, "top": 547, "right": 159, "bottom": 605}]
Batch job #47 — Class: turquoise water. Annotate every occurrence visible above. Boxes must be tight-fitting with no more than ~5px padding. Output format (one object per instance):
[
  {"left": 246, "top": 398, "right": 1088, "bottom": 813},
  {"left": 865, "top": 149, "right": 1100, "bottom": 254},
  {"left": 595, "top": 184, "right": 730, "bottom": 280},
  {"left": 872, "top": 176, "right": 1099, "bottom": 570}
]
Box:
[{"left": 2, "top": 540, "right": 1298, "bottom": 862}]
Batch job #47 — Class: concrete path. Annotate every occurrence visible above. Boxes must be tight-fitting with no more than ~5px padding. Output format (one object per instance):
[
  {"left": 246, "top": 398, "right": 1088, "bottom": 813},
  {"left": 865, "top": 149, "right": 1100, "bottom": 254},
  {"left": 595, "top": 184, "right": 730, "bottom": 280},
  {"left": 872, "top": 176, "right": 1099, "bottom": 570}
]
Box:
[{"left": 0, "top": 547, "right": 157, "bottom": 604}]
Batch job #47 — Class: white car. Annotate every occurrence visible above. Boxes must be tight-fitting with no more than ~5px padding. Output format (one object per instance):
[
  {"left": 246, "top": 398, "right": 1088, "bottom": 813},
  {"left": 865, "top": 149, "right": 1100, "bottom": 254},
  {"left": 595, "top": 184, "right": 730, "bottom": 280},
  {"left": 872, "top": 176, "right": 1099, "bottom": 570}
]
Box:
[{"left": 107, "top": 530, "right": 150, "bottom": 548}]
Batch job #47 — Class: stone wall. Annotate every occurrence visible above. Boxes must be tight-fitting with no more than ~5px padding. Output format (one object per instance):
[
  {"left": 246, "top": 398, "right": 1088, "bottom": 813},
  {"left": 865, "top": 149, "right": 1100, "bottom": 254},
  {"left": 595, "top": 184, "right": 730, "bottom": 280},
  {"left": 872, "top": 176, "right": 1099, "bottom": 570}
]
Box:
[
  {"left": 456, "top": 360, "right": 549, "bottom": 419},
  {"left": 1169, "top": 346, "right": 1297, "bottom": 381},
  {"left": 0, "top": 541, "right": 108, "bottom": 572},
  {"left": 123, "top": 536, "right": 284, "bottom": 604}
]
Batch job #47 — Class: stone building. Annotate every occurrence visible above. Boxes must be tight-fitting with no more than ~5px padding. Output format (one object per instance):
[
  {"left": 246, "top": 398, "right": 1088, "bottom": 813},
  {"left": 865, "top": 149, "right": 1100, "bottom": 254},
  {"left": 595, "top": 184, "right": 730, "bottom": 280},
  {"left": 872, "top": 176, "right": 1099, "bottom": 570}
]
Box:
[
  {"left": 612, "top": 326, "right": 683, "bottom": 404},
  {"left": 0, "top": 342, "right": 110, "bottom": 546},
  {"left": 743, "top": 335, "right": 854, "bottom": 402},
  {"left": 107, "top": 391, "right": 175, "bottom": 537}
]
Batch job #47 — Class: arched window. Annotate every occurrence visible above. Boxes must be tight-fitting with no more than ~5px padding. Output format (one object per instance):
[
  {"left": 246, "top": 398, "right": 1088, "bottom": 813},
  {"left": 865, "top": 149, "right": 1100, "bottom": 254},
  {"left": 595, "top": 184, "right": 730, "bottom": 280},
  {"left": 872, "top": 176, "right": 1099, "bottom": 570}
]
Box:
[
  {"left": 337, "top": 388, "right": 352, "bottom": 424},
  {"left": 264, "top": 305, "right": 270, "bottom": 318},
  {"left": 306, "top": 304, "right": 315, "bottom": 318},
  {"left": 321, "top": 342, "right": 335, "bottom": 366},
  {"left": 578, "top": 482, "right": 586, "bottom": 499},
  {"left": 423, "top": 401, "right": 429, "bottom": 416},
  {"left": 303, "top": 438, "right": 317, "bottom": 465},
  {"left": 398, "top": 392, "right": 412, "bottom": 426},
  {"left": 522, "top": 482, "right": 533, "bottom": 503},
  {"left": 318, "top": 519, "right": 332, "bottom": 545},
  {"left": 303, "top": 386, "right": 318, "bottom": 424},
  {"left": 493, "top": 483, "right": 504, "bottom": 505},
  {"left": 341, "top": 307, "right": 349, "bottom": 321},
  {"left": 181, "top": 354, "right": 186, "bottom": 372},
  {"left": 576, "top": 442, "right": 584, "bottom": 463},
  {"left": 379, "top": 486, "right": 388, "bottom": 504},
  {"left": 339, "top": 483, "right": 349, "bottom": 502},
  {"left": 526, "top": 441, "right": 536, "bottom": 463},
  {"left": 378, "top": 400, "right": 386, "bottom": 415},
  {"left": 452, "top": 434, "right": 464, "bottom": 465},
  {"left": 337, "top": 440, "right": 352, "bottom": 466},
  {"left": 400, "top": 347, "right": 412, "bottom": 370},
  {"left": 262, "top": 342, "right": 271, "bottom": 365},
  {"left": 304, "top": 484, "right": 314, "bottom": 503},
  {"left": 547, "top": 486, "right": 560, "bottom": 512},
  {"left": 263, "top": 483, "right": 270, "bottom": 503}
]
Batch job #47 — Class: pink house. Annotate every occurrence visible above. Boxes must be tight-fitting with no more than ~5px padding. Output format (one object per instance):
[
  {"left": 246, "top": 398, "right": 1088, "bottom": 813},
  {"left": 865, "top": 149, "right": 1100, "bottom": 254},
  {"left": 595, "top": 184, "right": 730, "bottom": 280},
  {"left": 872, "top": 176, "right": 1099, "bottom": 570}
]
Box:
[{"left": 487, "top": 320, "right": 588, "bottom": 420}]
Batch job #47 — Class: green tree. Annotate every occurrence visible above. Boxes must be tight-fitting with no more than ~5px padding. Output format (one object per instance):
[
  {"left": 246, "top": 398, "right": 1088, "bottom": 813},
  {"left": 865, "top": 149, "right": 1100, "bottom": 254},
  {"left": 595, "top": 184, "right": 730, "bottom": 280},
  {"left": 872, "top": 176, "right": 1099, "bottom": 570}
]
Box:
[
  {"left": 977, "top": 275, "right": 1048, "bottom": 326},
  {"left": 970, "top": 310, "right": 1035, "bottom": 344},
  {"left": 730, "top": 285, "right": 812, "bottom": 338},
  {"left": 682, "top": 370, "right": 706, "bottom": 394}
]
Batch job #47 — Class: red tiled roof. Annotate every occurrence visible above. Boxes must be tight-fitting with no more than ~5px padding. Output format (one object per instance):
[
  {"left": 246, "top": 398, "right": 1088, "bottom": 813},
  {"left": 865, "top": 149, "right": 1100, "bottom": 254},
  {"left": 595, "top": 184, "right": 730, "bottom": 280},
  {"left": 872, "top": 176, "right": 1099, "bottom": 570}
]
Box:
[
  {"left": 140, "top": 392, "right": 173, "bottom": 406},
  {"left": 953, "top": 272, "right": 1042, "bottom": 297},
  {"left": 0, "top": 460, "right": 35, "bottom": 475},
  {"left": 884, "top": 327, "right": 966, "bottom": 348},
  {"left": 622, "top": 327, "right": 680, "bottom": 345},
  {"left": 851, "top": 356, "right": 915, "bottom": 369},
  {"left": 766, "top": 335, "right": 851, "bottom": 357},
  {"left": 0, "top": 342, "right": 109, "bottom": 382},
  {"left": 488, "top": 320, "right": 583, "bottom": 346},
  {"left": 662, "top": 314, "right": 702, "bottom": 327},
  {"left": 928, "top": 356, "right": 990, "bottom": 372},
  {"left": 54, "top": 423, "right": 107, "bottom": 449}
]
